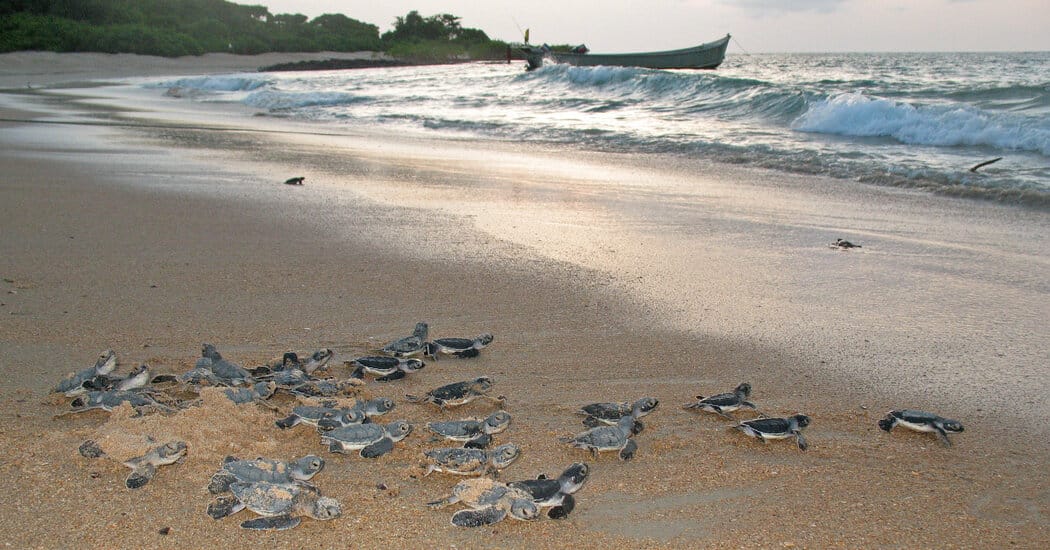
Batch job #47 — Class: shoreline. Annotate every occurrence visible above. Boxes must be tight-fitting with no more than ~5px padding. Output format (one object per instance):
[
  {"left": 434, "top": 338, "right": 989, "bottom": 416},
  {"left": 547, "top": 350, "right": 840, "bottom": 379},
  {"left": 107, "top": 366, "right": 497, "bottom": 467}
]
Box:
[{"left": 0, "top": 58, "right": 1047, "bottom": 547}]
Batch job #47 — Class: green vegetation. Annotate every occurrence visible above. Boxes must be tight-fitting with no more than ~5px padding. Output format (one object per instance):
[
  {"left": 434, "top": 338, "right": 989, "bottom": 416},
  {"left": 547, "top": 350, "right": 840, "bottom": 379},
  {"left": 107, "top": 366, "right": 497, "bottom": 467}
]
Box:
[{"left": 0, "top": 2, "right": 512, "bottom": 62}]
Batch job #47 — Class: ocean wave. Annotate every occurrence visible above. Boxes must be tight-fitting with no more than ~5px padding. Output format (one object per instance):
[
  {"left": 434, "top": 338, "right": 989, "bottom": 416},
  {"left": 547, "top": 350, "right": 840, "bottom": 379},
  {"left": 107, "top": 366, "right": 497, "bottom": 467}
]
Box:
[
  {"left": 150, "top": 75, "right": 271, "bottom": 92},
  {"left": 794, "top": 92, "right": 1050, "bottom": 156},
  {"left": 243, "top": 90, "right": 368, "bottom": 110}
]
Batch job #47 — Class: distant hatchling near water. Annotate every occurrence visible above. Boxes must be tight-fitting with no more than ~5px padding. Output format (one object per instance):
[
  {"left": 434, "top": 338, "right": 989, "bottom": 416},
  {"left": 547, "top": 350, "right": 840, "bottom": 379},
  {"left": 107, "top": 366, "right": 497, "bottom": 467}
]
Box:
[
  {"left": 425, "top": 333, "right": 494, "bottom": 359},
  {"left": 382, "top": 322, "right": 429, "bottom": 357},
  {"left": 735, "top": 414, "right": 811, "bottom": 451},
  {"left": 683, "top": 382, "right": 757, "bottom": 418},
  {"left": 830, "top": 238, "right": 862, "bottom": 250},
  {"left": 578, "top": 396, "right": 659, "bottom": 427},
  {"left": 284, "top": 176, "right": 305, "bottom": 185},
  {"left": 406, "top": 376, "right": 505, "bottom": 410},
  {"left": 878, "top": 409, "right": 964, "bottom": 447}
]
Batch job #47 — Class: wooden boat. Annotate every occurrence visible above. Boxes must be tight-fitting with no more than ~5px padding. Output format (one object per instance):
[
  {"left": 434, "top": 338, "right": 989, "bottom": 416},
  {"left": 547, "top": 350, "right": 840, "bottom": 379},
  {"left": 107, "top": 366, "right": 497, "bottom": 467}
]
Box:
[{"left": 522, "top": 34, "right": 730, "bottom": 71}]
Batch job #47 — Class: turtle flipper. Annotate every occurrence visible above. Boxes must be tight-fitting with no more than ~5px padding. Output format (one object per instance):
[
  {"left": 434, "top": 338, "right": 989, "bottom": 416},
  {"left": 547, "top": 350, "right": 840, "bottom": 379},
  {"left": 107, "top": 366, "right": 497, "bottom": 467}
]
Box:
[
  {"left": 241, "top": 515, "right": 301, "bottom": 530},
  {"left": 741, "top": 400, "right": 757, "bottom": 410},
  {"left": 349, "top": 366, "right": 366, "bottom": 380},
  {"left": 619, "top": 439, "right": 638, "bottom": 461},
  {"left": 360, "top": 437, "right": 395, "bottom": 458},
  {"left": 275, "top": 414, "right": 300, "bottom": 429},
  {"left": 451, "top": 506, "right": 507, "bottom": 527},
  {"left": 207, "top": 471, "right": 239, "bottom": 494},
  {"left": 711, "top": 405, "right": 734, "bottom": 420},
  {"left": 78, "top": 440, "right": 106, "bottom": 459},
  {"left": 548, "top": 494, "right": 575, "bottom": 519},
  {"left": 581, "top": 415, "right": 602, "bottom": 428},
  {"left": 376, "top": 370, "right": 406, "bottom": 382},
  {"left": 794, "top": 431, "right": 808, "bottom": 451},
  {"left": 464, "top": 433, "right": 492, "bottom": 449},
  {"left": 934, "top": 425, "right": 953, "bottom": 447},
  {"left": 454, "top": 348, "right": 480, "bottom": 359},
  {"left": 207, "top": 495, "right": 245, "bottom": 520},
  {"left": 426, "top": 494, "right": 459, "bottom": 509},
  {"left": 877, "top": 417, "right": 896, "bottom": 432},
  {"left": 125, "top": 463, "right": 156, "bottom": 489}
]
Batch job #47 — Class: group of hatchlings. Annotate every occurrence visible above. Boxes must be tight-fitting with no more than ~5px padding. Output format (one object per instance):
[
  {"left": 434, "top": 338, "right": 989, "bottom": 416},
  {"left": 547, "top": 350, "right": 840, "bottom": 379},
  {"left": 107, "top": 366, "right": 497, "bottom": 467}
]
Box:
[{"left": 53, "top": 321, "right": 964, "bottom": 530}]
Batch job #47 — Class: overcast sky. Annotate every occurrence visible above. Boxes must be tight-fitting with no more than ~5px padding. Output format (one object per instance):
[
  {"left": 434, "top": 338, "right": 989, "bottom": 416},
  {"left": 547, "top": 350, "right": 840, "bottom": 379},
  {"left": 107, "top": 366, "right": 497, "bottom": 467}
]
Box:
[{"left": 253, "top": 0, "right": 1048, "bottom": 53}]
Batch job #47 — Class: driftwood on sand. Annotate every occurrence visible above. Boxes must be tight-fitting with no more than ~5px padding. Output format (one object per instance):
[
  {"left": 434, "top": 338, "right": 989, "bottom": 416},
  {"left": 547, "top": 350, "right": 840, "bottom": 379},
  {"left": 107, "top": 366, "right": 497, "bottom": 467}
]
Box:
[{"left": 969, "top": 157, "right": 1002, "bottom": 173}]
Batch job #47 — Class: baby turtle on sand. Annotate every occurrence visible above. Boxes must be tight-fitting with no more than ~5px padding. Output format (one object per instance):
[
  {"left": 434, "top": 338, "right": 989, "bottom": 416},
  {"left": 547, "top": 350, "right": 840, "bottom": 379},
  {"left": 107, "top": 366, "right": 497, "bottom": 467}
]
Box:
[
  {"left": 224, "top": 381, "right": 276, "bottom": 404},
  {"left": 196, "top": 343, "right": 255, "bottom": 386},
  {"left": 284, "top": 176, "right": 305, "bottom": 185},
  {"left": 406, "top": 376, "right": 505, "bottom": 410},
  {"left": 123, "top": 440, "right": 188, "bottom": 489},
  {"left": 683, "top": 383, "right": 757, "bottom": 419},
  {"left": 287, "top": 378, "right": 362, "bottom": 398},
  {"left": 321, "top": 420, "right": 413, "bottom": 458},
  {"left": 425, "top": 333, "right": 494, "bottom": 360},
  {"left": 350, "top": 397, "right": 397, "bottom": 418},
  {"left": 55, "top": 349, "right": 118, "bottom": 396},
  {"left": 381, "top": 322, "right": 429, "bottom": 357},
  {"left": 348, "top": 356, "right": 425, "bottom": 382},
  {"left": 878, "top": 409, "right": 964, "bottom": 447},
  {"left": 426, "top": 410, "right": 512, "bottom": 449},
  {"left": 63, "top": 390, "right": 173, "bottom": 415},
  {"left": 561, "top": 415, "right": 642, "bottom": 460},
  {"left": 427, "top": 477, "right": 539, "bottom": 527},
  {"left": 208, "top": 455, "right": 325, "bottom": 494},
  {"left": 209, "top": 481, "right": 340, "bottom": 530},
  {"left": 830, "top": 238, "right": 862, "bottom": 250},
  {"left": 509, "top": 462, "right": 590, "bottom": 519},
  {"left": 578, "top": 397, "right": 659, "bottom": 427},
  {"left": 275, "top": 403, "right": 368, "bottom": 431},
  {"left": 736, "top": 414, "right": 811, "bottom": 451},
  {"left": 421, "top": 443, "right": 522, "bottom": 477}
]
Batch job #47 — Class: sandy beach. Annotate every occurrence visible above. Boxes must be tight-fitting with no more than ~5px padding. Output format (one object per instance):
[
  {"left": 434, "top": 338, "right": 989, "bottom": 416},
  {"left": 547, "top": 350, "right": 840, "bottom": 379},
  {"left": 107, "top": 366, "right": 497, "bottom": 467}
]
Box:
[{"left": 0, "top": 52, "right": 1047, "bottom": 548}]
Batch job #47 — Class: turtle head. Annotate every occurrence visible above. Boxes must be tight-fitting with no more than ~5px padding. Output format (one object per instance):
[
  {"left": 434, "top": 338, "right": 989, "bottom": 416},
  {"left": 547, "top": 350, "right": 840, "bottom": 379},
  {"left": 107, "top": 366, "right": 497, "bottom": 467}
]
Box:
[
  {"left": 475, "top": 333, "right": 495, "bottom": 347},
  {"left": 256, "top": 381, "right": 277, "bottom": 398},
  {"left": 94, "top": 350, "right": 118, "bottom": 375},
  {"left": 485, "top": 411, "right": 512, "bottom": 433},
  {"left": 792, "top": 414, "right": 812, "bottom": 428},
  {"left": 388, "top": 420, "right": 413, "bottom": 441},
  {"left": 559, "top": 462, "right": 590, "bottom": 493},
  {"left": 292, "top": 455, "right": 325, "bottom": 479},
  {"left": 735, "top": 383, "right": 752, "bottom": 397},
  {"left": 159, "top": 440, "right": 188, "bottom": 460},
  {"left": 308, "top": 496, "right": 342, "bottom": 521},
  {"left": 473, "top": 376, "right": 494, "bottom": 390},
  {"left": 509, "top": 499, "right": 540, "bottom": 521},
  {"left": 632, "top": 397, "right": 659, "bottom": 416},
  {"left": 412, "top": 322, "right": 429, "bottom": 339},
  {"left": 201, "top": 343, "right": 220, "bottom": 360},
  {"left": 490, "top": 444, "right": 522, "bottom": 469},
  {"left": 402, "top": 358, "right": 426, "bottom": 372},
  {"left": 940, "top": 418, "right": 964, "bottom": 433},
  {"left": 365, "top": 397, "right": 396, "bottom": 416}
]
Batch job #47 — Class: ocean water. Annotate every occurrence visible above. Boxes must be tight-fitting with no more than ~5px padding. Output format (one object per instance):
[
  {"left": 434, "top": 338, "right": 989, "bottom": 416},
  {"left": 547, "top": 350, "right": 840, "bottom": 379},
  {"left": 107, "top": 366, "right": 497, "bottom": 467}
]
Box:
[{"left": 148, "top": 52, "right": 1050, "bottom": 207}]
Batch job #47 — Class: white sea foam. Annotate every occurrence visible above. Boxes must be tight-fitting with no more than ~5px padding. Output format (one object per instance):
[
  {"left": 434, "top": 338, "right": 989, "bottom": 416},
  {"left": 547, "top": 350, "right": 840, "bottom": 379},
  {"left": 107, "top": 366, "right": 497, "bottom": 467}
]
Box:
[
  {"left": 243, "top": 90, "right": 364, "bottom": 110},
  {"left": 151, "top": 75, "right": 271, "bottom": 92}
]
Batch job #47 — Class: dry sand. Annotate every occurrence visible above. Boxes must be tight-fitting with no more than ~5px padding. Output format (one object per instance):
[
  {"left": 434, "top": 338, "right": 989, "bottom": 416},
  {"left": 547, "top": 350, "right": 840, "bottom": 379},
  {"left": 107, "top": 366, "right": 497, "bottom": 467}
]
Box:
[{"left": 0, "top": 52, "right": 1047, "bottom": 548}]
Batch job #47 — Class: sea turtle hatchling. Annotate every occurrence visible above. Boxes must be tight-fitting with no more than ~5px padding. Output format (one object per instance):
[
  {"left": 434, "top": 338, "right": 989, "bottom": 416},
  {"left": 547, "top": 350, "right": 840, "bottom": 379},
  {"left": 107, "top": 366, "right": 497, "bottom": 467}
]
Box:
[
  {"left": 427, "top": 477, "right": 539, "bottom": 527},
  {"left": 421, "top": 443, "right": 522, "bottom": 477},
  {"left": 55, "top": 349, "right": 118, "bottom": 396},
  {"left": 62, "top": 390, "right": 173, "bottom": 416},
  {"left": 320, "top": 420, "right": 413, "bottom": 458},
  {"left": 82, "top": 364, "right": 153, "bottom": 393},
  {"left": 578, "top": 397, "right": 659, "bottom": 427},
  {"left": 683, "top": 383, "right": 757, "bottom": 419},
  {"left": 224, "top": 381, "right": 276, "bottom": 404},
  {"left": 208, "top": 481, "right": 341, "bottom": 530},
  {"left": 508, "top": 462, "right": 590, "bottom": 519},
  {"left": 406, "top": 376, "right": 505, "bottom": 410},
  {"left": 735, "top": 414, "right": 811, "bottom": 451},
  {"left": 347, "top": 356, "right": 425, "bottom": 382},
  {"left": 196, "top": 343, "right": 254, "bottom": 385},
  {"left": 426, "top": 410, "right": 512, "bottom": 449},
  {"left": 381, "top": 322, "right": 429, "bottom": 357},
  {"left": 425, "top": 333, "right": 494, "bottom": 360},
  {"left": 123, "top": 440, "right": 188, "bottom": 489},
  {"left": 275, "top": 404, "right": 368, "bottom": 431},
  {"left": 561, "top": 415, "right": 642, "bottom": 460},
  {"left": 208, "top": 455, "right": 325, "bottom": 494},
  {"left": 877, "top": 409, "right": 964, "bottom": 447}
]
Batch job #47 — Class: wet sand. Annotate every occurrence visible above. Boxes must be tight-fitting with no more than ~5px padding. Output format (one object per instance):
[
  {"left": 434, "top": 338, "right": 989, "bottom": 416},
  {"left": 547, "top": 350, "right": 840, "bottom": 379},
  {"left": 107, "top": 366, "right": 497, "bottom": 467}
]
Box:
[{"left": 0, "top": 53, "right": 1047, "bottom": 548}]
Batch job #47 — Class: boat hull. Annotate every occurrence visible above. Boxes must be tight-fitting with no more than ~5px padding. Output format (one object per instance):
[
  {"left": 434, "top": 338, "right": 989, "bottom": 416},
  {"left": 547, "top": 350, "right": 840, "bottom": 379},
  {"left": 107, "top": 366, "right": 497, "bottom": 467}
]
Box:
[{"left": 524, "top": 34, "right": 730, "bottom": 71}]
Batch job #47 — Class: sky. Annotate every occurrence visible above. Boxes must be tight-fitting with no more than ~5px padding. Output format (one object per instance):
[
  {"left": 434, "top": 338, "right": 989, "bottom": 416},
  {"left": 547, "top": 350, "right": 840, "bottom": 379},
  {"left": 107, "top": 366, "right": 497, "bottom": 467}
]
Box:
[{"left": 252, "top": 1, "right": 1049, "bottom": 53}]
